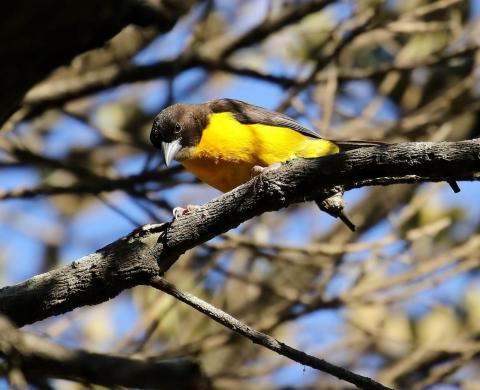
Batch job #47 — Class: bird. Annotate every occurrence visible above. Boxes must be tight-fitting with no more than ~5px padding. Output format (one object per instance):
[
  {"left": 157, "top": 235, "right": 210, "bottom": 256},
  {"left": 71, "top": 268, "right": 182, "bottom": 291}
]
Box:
[{"left": 150, "top": 98, "right": 385, "bottom": 230}]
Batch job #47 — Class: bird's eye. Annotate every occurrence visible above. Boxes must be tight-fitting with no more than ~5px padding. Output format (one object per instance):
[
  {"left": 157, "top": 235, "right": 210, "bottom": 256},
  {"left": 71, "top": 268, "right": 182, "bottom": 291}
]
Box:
[{"left": 174, "top": 123, "right": 182, "bottom": 133}]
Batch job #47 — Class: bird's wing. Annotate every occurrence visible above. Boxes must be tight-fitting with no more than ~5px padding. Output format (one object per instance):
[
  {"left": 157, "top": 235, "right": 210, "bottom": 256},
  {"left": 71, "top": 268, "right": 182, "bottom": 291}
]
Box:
[{"left": 208, "top": 98, "right": 322, "bottom": 139}]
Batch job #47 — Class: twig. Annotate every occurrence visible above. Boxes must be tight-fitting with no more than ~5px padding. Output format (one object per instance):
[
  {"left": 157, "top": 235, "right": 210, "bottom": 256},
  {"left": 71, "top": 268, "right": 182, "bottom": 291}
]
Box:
[
  {"left": 0, "top": 166, "right": 182, "bottom": 200},
  {"left": 217, "top": 0, "right": 335, "bottom": 57}
]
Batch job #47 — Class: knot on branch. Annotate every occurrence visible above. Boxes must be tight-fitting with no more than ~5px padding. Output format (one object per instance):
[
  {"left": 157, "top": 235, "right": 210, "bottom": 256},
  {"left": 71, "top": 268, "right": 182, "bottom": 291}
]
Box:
[
  {"left": 317, "top": 186, "right": 346, "bottom": 215},
  {"left": 315, "top": 186, "right": 356, "bottom": 231}
]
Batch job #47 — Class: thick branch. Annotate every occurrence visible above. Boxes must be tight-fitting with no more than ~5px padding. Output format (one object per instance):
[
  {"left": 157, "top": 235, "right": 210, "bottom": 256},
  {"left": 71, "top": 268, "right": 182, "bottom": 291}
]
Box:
[
  {"left": 0, "top": 316, "right": 209, "bottom": 389},
  {"left": 0, "top": 140, "right": 479, "bottom": 326},
  {"left": 3, "top": 0, "right": 334, "bottom": 128},
  {"left": 0, "top": 0, "right": 197, "bottom": 127}
]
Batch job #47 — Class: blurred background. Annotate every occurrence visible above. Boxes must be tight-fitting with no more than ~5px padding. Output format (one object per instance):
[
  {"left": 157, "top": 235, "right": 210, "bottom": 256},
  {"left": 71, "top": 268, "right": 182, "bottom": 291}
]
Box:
[{"left": 1, "top": 0, "right": 480, "bottom": 388}]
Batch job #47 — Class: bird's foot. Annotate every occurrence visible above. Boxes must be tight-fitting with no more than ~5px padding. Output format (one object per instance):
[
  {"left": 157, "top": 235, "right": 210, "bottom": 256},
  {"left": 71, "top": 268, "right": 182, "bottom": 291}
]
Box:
[
  {"left": 251, "top": 162, "right": 282, "bottom": 192},
  {"left": 251, "top": 162, "right": 282, "bottom": 177},
  {"left": 173, "top": 204, "right": 200, "bottom": 219}
]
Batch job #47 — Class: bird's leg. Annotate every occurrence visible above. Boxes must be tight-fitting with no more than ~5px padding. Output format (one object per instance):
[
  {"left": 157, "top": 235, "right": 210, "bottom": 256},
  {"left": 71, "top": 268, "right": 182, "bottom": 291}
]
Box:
[
  {"left": 251, "top": 162, "right": 282, "bottom": 192},
  {"left": 251, "top": 162, "right": 282, "bottom": 177},
  {"left": 172, "top": 204, "right": 200, "bottom": 219}
]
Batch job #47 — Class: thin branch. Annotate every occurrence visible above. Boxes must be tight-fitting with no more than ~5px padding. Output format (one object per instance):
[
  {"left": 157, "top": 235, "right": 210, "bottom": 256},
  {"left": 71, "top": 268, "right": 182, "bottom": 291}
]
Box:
[
  {"left": 14, "top": 43, "right": 476, "bottom": 127},
  {"left": 216, "top": 0, "right": 335, "bottom": 57},
  {"left": 149, "top": 277, "right": 392, "bottom": 390},
  {"left": 0, "top": 166, "right": 182, "bottom": 200}
]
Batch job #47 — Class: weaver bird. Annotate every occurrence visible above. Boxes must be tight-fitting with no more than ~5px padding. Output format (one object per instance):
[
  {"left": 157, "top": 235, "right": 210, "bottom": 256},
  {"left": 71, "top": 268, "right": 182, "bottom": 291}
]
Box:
[{"left": 150, "top": 98, "right": 384, "bottom": 230}]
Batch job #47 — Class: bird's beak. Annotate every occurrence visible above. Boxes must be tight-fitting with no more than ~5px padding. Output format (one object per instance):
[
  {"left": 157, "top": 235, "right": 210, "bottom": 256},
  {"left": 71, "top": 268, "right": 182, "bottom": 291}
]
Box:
[{"left": 161, "top": 139, "right": 182, "bottom": 166}]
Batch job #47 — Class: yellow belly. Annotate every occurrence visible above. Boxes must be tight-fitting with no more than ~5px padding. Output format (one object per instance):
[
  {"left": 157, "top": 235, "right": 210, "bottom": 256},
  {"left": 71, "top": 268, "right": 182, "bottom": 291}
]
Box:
[{"left": 179, "top": 112, "right": 339, "bottom": 192}]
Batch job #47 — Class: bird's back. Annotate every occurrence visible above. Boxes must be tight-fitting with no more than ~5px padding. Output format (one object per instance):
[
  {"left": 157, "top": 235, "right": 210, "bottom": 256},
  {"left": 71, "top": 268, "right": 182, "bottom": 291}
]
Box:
[{"left": 179, "top": 112, "right": 339, "bottom": 192}]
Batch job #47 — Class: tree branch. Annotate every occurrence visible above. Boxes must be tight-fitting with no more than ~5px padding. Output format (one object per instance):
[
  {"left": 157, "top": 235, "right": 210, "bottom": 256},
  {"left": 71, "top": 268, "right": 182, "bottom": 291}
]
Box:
[
  {"left": 216, "top": 0, "right": 335, "bottom": 57},
  {"left": 150, "top": 277, "right": 392, "bottom": 390},
  {"left": 0, "top": 140, "right": 478, "bottom": 327},
  {"left": 16, "top": 40, "right": 476, "bottom": 125},
  {"left": 6, "top": 0, "right": 334, "bottom": 128},
  {"left": 0, "top": 0, "right": 197, "bottom": 127},
  {"left": 0, "top": 316, "right": 209, "bottom": 389},
  {"left": 0, "top": 166, "right": 182, "bottom": 200}
]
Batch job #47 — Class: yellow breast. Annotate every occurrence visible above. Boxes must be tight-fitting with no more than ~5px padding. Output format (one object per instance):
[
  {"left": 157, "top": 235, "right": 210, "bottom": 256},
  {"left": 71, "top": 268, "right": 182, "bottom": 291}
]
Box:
[{"left": 179, "top": 112, "right": 339, "bottom": 192}]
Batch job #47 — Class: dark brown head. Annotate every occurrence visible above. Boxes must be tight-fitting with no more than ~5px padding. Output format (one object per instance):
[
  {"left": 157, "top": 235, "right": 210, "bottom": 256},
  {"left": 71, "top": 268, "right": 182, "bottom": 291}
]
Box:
[{"left": 150, "top": 103, "right": 209, "bottom": 166}]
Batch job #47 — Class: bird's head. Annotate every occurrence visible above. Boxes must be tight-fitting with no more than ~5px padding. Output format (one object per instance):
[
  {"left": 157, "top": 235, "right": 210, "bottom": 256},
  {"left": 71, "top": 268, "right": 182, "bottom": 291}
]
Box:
[{"left": 150, "top": 103, "right": 207, "bottom": 166}]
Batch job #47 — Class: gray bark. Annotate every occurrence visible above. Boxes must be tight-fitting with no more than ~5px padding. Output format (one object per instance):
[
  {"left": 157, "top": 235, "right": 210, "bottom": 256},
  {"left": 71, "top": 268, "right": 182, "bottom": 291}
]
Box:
[{"left": 0, "top": 140, "right": 478, "bottom": 326}]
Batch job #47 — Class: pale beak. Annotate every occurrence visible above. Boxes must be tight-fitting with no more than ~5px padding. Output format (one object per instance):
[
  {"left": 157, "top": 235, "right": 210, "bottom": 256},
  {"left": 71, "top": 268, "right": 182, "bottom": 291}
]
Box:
[{"left": 161, "top": 139, "right": 182, "bottom": 166}]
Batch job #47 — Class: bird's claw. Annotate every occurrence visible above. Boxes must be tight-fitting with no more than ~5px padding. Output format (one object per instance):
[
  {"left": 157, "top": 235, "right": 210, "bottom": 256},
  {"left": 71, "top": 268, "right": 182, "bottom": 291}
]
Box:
[
  {"left": 251, "top": 162, "right": 283, "bottom": 192},
  {"left": 173, "top": 204, "right": 200, "bottom": 219},
  {"left": 250, "top": 162, "right": 282, "bottom": 178}
]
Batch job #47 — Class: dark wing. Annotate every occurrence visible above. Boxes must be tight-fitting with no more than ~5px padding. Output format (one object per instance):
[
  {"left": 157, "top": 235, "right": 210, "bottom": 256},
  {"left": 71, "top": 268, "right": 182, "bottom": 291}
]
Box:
[{"left": 208, "top": 98, "right": 321, "bottom": 139}]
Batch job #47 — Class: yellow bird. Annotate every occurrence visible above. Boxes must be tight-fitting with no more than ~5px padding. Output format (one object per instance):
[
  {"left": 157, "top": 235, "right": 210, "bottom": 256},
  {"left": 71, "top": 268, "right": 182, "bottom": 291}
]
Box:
[{"left": 150, "top": 98, "right": 383, "bottom": 230}]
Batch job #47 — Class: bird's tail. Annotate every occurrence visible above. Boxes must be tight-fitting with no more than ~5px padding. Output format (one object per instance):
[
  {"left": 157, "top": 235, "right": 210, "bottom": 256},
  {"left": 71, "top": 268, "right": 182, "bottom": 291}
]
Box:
[{"left": 333, "top": 140, "right": 388, "bottom": 152}]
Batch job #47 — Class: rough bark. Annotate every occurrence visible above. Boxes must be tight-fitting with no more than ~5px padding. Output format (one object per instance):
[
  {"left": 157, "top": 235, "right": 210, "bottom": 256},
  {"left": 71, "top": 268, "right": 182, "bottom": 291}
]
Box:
[{"left": 0, "top": 140, "right": 479, "bottom": 326}]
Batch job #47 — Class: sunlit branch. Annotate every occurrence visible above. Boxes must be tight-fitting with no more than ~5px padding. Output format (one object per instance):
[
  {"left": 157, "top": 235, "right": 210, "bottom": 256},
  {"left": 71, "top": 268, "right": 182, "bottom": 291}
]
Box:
[
  {"left": 0, "top": 140, "right": 478, "bottom": 326},
  {"left": 150, "top": 276, "right": 393, "bottom": 390}
]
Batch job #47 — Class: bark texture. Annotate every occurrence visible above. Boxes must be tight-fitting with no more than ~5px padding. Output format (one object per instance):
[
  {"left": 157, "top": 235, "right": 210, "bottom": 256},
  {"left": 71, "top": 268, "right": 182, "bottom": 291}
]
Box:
[{"left": 0, "top": 140, "right": 478, "bottom": 326}]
